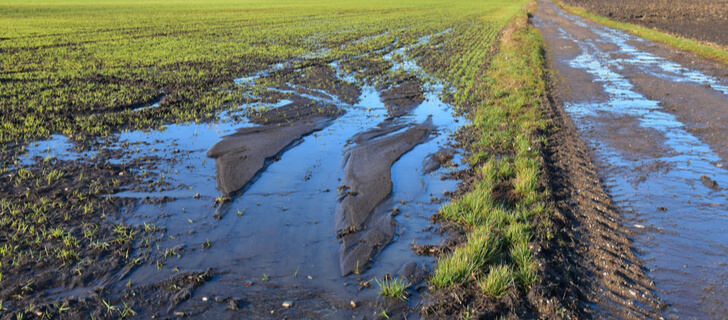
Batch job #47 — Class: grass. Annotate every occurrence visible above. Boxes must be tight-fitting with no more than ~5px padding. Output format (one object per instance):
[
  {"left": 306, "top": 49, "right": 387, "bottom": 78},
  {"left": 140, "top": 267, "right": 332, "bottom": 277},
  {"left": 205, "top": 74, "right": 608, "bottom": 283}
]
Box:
[
  {"left": 427, "top": 0, "right": 548, "bottom": 304},
  {"left": 554, "top": 0, "right": 728, "bottom": 66},
  {"left": 0, "top": 0, "right": 528, "bottom": 159},
  {"left": 479, "top": 265, "right": 513, "bottom": 297},
  {"left": 376, "top": 277, "right": 411, "bottom": 301}
]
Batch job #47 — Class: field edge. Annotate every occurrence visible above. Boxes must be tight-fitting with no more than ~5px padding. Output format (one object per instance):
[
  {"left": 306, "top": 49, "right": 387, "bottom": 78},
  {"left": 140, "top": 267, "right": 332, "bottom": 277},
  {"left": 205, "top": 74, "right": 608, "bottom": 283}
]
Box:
[{"left": 553, "top": 0, "right": 728, "bottom": 66}]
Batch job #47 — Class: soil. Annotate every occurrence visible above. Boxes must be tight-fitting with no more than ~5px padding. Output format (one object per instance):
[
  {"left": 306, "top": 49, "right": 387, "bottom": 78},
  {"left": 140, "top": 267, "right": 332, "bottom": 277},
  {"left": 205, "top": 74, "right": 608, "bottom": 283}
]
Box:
[
  {"left": 337, "top": 119, "right": 435, "bottom": 276},
  {"left": 561, "top": 0, "right": 728, "bottom": 46},
  {"left": 536, "top": 73, "right": 665, "bottom": 320},
  {"left": 534, "top": 0, "right": 728, "bottom": 318},
  {"left": 379, "top": 75, "right": 426, "bottom": 117},
  {"left": 207, "top": 116, "right": 336, "bottom": 196}
]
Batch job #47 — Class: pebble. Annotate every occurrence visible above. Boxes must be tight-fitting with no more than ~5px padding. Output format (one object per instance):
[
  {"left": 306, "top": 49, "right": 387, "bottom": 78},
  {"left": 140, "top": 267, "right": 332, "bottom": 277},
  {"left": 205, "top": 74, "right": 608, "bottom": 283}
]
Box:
[
  {"left": 350, "top": 300, "right": 357, "bottom": 309},
  {"left": 227, "top": 299, "right": 240, "bottom": 311},
  {"left": 282, "top": 301, "right": 294, "bottom": 308},
  {"left": 173, "top": 311, "right": 186, "bottom": 317},
  {"left": 307, "top": 275, "right": 313, "bottom": 279},
  {"left": 202, "top": 297, "right": 208, "bottom": 302},
  {"left": 634, "top": 224, "right": 645, "bottom": 229}
]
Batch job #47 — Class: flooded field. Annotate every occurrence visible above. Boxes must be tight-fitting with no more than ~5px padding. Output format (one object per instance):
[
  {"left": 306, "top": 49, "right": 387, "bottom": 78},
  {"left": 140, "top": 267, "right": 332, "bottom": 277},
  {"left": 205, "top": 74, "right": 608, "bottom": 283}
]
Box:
[
  {"left": 9, "top": 36, "right": 471, "bottom": 318},
  {"left": 535, "top": 0, "right": 728, "bottom": 318}
]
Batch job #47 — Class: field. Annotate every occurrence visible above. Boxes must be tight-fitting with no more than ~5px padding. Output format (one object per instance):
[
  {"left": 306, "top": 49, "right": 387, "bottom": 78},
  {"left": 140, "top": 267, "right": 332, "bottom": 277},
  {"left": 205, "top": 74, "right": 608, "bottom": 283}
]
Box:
[
  {"left": 8, "top": 0, "right": 727, "bottom": 317},
  {"left": 0, "top": 0, "right": 570, "bottom": 319}
]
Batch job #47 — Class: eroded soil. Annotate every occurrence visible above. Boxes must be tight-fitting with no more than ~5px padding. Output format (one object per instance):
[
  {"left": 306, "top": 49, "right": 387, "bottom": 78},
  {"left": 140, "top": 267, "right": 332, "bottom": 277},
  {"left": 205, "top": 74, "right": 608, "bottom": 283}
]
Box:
[{"left": 0, "top": 34, "right": 470, "bottom": 320}]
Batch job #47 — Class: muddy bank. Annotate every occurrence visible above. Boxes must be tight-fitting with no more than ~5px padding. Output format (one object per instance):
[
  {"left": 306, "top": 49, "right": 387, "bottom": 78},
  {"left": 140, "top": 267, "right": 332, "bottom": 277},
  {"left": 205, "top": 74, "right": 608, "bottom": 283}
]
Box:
[
  {"left": 207, "top": 117, "right": 335, "bottom": 196},
  {"left": 336, "top": 119, "right": 435, "bottom": 276},
  {"left": 379, "top": 76, "right": 426, "bottom": 117}
]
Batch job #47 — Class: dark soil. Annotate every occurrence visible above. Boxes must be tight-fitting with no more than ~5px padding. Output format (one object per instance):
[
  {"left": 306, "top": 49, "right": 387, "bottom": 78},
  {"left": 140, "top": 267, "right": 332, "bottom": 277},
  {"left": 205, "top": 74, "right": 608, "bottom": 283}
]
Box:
[
  {"left": 379, "top": 75, "right": 426, "bottom": 117},
  {"left": 534, "top": 0, "right": 728, "bottom": 317},
  {"left": 562, "top": 0, "right": 728, "bottom": 46},
  {"left": 207, "top": 117, "right": 336, "bottom": 196},
  {"left": 534, "top": 73, "right": 665, "bottom": 320},
  {"left": 336, "top": 119, "right": 435, "bottom": 276}
]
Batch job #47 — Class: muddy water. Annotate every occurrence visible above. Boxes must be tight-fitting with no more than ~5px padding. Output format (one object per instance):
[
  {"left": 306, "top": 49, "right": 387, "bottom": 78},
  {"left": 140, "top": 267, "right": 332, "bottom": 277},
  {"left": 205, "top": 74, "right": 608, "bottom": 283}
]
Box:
[
  {"left": 22, "top": 36, "right": 466, "bottom": 318},
  {"left": 535, "top": 1, "right": 728, "bottom": 318}
]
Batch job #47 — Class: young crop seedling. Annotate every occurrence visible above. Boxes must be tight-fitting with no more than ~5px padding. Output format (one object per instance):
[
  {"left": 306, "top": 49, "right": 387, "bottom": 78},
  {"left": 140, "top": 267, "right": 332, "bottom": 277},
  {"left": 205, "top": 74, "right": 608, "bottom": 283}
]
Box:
[{"left": 375, "top": 277, "right": 410, "bottom": 301}]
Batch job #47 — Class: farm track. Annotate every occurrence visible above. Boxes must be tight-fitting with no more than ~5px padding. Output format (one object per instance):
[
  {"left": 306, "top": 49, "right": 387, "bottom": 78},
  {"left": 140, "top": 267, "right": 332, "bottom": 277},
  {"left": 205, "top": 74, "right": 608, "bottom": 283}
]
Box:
[
  {"left": 561, "top": 0, "right": 728, "bottom": 46},
  {"left": 535, "top": 0, "right": 728, "bottom": 318}
]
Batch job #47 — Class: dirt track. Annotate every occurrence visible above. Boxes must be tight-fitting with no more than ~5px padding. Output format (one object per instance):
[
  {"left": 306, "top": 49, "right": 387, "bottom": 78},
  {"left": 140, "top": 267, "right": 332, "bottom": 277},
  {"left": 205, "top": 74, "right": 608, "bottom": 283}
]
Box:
[
  {"left": 535, "top": 0, "right": 728, "bottom": 318},
  {"left": 562, "top": 0, "right": 728, "bottom": 46}
]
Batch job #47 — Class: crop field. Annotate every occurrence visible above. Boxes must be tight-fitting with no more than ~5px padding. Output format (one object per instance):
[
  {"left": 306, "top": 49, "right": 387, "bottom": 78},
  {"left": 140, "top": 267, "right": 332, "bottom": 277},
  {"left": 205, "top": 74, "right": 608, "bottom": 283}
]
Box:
[{"left": 0, "top": 0, "right": 571, "bottom": 319}]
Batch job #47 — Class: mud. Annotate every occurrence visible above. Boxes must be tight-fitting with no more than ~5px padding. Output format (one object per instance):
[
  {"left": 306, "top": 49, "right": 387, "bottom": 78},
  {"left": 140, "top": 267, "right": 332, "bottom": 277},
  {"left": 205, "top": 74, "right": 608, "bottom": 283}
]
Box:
[
  {"left": 0, "top": 33, "right": 470, "bottom": 319},
  {"left": 337, "top": 119, "right": 435, "bottom": 275},
  {"left": 379, "top": 76, "right": 426, "bottom": 117},
  {"left": 562, "top": 0, "right": 728, "bottom": 46},
  {"left": 207, "top": 117, "right": 334, "bottom": 196},
  {"left": 535, "top": 0, "right": 728, "bottom": 318}
]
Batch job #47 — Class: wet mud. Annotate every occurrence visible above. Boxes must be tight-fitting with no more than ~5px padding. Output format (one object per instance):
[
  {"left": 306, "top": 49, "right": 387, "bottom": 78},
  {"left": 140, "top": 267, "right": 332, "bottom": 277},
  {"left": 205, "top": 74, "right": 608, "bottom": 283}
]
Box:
[
  {"left": 379, "top": 76, "right": 426, "bottom": 117},
  {"left": 535, "top": 0, "right": 728, "bottom": 318},
  {"left": 337, "top": 119, "right": 435, "bottom": 275},
  {"left": 0, "top": 34, "right": 469, "bottom": 319},
  {"left": 207, "top": 117, "right": 334, "bottom": 196}
]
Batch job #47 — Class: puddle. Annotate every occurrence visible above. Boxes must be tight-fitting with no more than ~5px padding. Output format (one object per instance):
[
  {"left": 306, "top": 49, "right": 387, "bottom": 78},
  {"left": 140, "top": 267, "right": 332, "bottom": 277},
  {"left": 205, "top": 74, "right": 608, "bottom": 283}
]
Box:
[
  {"left": 21, "top": 32, "right": 468, "bottom": 317},
  {"left": 539, "top": 3, "right": 728, "bottom": 318}
]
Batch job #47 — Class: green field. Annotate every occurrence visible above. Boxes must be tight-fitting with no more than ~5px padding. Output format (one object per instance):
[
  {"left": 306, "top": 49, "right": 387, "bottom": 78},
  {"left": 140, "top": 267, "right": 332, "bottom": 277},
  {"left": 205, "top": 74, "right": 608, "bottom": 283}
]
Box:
[
  {"left": 0, "top": 0, "right": 558, "bottom": 318},
  {"left": 1, "top": 0, "right": 522, "bottom": 148}
]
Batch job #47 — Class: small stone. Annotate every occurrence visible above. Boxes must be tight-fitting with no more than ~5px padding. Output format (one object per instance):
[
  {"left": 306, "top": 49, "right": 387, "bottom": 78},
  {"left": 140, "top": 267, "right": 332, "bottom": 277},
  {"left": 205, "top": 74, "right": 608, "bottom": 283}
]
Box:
[
  {"left": 350, "top": 300, "right": 357, "bottom": 309},
  {"left": 307, "top": 275, "right": 313, "bottom": 280},
  {"left": 634, "top": 224, "right": 645, "bottom": 229},
  {"left": 118, "top": 172, "right": 124, "bottom": 176},
  {"left": 282, "top": 301, "right": 294, "bottom": 308},
  {"left": 193, "top": 193, "right": 200, "bottom": 199},
  {"left": 173, "top": 311, "right": 186, "bottom": 317},
  {"left": 202, "top": 297, "right": 208, "bottom": 302},
  {"left": 227, "top": 299, "right": 240, "bottom": 311}
]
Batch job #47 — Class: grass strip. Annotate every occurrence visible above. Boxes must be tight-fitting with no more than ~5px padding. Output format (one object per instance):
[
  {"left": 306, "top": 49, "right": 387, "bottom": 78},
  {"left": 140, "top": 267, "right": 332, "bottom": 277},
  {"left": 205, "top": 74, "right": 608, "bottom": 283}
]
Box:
[
  {"left": 554, "top": 0, "right": 728, "bottom": 65},
  {"left": 430, "top": 0, "right": 549, "bottom": 305}
]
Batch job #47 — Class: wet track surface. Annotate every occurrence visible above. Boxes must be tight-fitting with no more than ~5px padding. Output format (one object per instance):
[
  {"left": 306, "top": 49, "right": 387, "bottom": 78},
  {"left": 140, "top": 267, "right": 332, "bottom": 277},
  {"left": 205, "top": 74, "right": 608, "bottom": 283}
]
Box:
[{"left": 535, "top": 0, "right": 728, "bottom": 318}]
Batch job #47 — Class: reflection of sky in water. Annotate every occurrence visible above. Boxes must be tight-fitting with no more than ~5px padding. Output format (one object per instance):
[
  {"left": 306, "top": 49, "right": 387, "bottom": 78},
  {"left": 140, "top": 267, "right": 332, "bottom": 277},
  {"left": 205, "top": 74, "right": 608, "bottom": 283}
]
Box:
[{"left": 19, "top": 32, "right": 469, "bottom": 311}]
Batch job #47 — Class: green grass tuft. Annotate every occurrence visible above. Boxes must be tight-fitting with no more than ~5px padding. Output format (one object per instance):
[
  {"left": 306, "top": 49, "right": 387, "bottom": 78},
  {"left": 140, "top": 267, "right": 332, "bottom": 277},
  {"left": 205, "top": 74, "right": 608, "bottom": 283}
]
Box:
[
  {"left": 479, "top": 264, "right": 514, "bottom": 297},
  {"left": 376, "top": 277, "right": 411, "bottom": 300}
]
